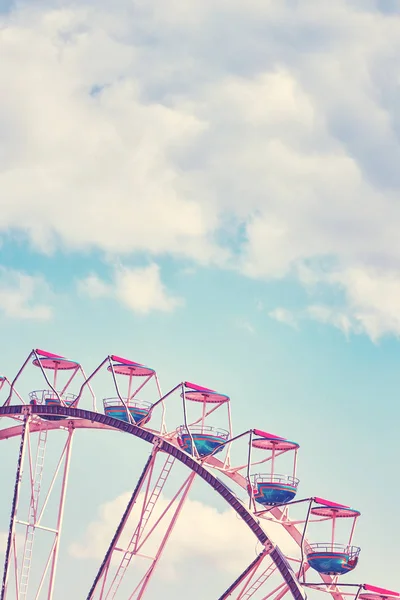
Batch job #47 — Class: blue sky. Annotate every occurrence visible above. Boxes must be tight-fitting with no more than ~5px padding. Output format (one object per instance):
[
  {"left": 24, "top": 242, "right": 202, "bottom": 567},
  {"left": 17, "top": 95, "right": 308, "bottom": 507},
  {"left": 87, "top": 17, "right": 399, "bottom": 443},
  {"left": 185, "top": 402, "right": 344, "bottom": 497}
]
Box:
[{"left": 0, "top": 0, "right": 399, "bottom": 598}]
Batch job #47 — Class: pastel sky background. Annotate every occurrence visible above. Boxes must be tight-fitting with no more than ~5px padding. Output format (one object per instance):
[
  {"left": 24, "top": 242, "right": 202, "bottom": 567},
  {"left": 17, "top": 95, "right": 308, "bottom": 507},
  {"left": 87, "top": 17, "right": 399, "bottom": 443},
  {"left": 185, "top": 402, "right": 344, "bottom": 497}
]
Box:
[{"left": 0, "top": 0, "right": 400, "bottom": 597}]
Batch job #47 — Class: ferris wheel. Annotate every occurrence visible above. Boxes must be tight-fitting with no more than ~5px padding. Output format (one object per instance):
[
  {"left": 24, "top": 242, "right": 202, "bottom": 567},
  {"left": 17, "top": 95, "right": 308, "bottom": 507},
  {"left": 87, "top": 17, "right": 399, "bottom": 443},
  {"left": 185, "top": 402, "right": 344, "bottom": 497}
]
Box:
[{"left": 0, "top": 347, "right": 397, "bottom": 600}]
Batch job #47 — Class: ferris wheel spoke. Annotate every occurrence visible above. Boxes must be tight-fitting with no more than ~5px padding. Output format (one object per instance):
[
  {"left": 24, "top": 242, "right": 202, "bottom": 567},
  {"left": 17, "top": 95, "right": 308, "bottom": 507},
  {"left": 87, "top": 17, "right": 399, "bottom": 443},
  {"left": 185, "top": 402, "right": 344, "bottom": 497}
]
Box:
[
  {"left": 17, "top": 424, "right": 45, "bottom": 598},
  {"left": 219, "top": 553, "right": 305, "bottom": 600},
  {"left": 1, "top": 412, "right": 74, "bottom": 600},
  {"left": 87, "top": 446, "right": 197, "bottom": 600},
  {"left": 1, "top": 411, "right": 29, "bottom": 600},
  {"left": 86, "top": 449, "right": 161, "bottom": 599},
  {"left": 45, "top": 428, "right": 74, "bottom": 599},
  {"left": 87, "top": 447, "right": 195, "bottom": 600},
  {"left": 236, "top": 560, "right": 279, "bottom": 600},
  {"left": 127, "top": 470, "right": 195, "bottom": 600},
  {"left": 218, "top": 549, "right": 273, "bottom": 600},
  {"left": 262, "top": 581, "right": 291, "bottom": 600}
]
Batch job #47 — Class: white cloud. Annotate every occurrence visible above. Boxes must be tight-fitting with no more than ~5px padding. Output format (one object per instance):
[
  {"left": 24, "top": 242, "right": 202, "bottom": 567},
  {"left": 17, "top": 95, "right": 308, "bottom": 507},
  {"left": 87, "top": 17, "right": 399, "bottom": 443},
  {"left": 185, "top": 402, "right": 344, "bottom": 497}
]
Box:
[
  {"left": 78, "top": 273, "right": 110, "bottom": 299},
  {"left": 2, "top": 1, "right": 400, "bottom": 337},
  {"left": 270, "top": 266, "right": 400, "bottom": 341},
  {"left": 69, "top": 491, "right": 256, "bottom": 579},
  {"left": 70, "top": 489, "right": 299, "bottom": 586},
  {"left": 269, "top": 308, "right": 298, "bottom": 329},
  {"left": 331, "top": 268, "right": 400, "bottom": 340},
  {"left": 0, "top": 531, "right": 9, "bottom": 552},
  {"left": 79, "top": 263, "right": 183, "bottom": 314},
  {"left": 0, "top": 6, "right": 220, "bottom": 263},
  {"left": 0, "top": 268, "right": 52, "bottom": 320},
  {"left": 0, "top": 531, "right": 25, "bottom": 554},
  {"left": 305, "top": 267, "right": 400, "bottom": 341},
  {"left": 236, "top": 318, "right": 256, "bottom": 334},
  {"left": 306, "top": 305, "right": 353, "bottom": 337}
]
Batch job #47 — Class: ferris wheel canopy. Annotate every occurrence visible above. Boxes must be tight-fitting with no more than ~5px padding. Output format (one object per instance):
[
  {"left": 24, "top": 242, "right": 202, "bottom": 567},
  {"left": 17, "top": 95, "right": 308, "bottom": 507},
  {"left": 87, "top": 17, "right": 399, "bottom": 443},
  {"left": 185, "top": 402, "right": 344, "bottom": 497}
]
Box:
[
  {"left": 33, "top": 349, "right": 80, "bottom": 371},
  {"left": 252, "top": 429, "right": 299, "bottom": 450},
  {"left": 252, "top": 437, "right": 299, "bottom": 451},
  {"left": 108, "top": 355, "right": 155, "bottom": 377},
  {"left": 311, "top": 499, "right": 360, "bottom": 519},
  {"left": 358, "top": 592, "right": 400, "bottom": 600},
  {"left": 360, "top": 585, "right": 400, "bottom": 600},
  {"left": 183, "top": 381, "right": 230, "bottom": 403},
  {"left": 364, "top": 586, "right": 400, "bottom": 595}
]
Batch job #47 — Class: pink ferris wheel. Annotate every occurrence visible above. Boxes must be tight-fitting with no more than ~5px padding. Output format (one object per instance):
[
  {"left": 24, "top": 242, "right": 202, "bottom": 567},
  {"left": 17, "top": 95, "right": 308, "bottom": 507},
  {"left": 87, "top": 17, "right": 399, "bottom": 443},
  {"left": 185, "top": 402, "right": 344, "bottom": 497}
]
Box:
[{"left": 0, "top": 348, "right": 397, "bottom": 600}]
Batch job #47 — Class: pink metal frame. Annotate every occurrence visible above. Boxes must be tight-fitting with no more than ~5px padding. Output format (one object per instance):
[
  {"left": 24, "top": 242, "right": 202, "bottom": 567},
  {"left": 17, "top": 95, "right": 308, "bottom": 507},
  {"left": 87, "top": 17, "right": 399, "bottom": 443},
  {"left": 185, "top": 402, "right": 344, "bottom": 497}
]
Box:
[
  {"left": 0, "top": 349, "right": 91, "bottom": 600},
  {"left": 3, "top": 348, "right": 95, "bottom": 410},
  {"left": 0, "top": 349, "right": 396, "bottom": 600},
  {"left": 77, "top": 354, "right": 164, "bottom": 431},
  {"left": 1, "top": 410, "right": 74, "bottom": 600}
]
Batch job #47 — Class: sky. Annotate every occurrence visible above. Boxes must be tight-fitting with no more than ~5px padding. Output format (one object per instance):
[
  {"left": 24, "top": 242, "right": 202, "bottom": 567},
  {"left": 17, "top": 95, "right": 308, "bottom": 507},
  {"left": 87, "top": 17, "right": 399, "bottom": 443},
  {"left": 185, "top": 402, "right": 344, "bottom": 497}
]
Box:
[{"left": 0, "top": 0, "right": 399, "bottom": 598}]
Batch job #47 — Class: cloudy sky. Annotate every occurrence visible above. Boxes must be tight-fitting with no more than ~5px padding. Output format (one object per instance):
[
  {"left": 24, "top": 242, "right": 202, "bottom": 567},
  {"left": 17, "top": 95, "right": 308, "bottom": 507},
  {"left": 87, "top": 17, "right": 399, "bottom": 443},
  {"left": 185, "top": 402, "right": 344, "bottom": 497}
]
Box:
[{"left": 0, "top": 0, "right": 400, "bottom": 597}]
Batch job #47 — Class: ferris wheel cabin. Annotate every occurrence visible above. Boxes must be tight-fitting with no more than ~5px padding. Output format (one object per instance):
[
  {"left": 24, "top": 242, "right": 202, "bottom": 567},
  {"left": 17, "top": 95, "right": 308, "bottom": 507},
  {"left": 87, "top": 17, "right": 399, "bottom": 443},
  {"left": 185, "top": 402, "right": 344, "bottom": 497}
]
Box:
[
  {"left": 250, "top": 431, "right": 300, "bottom": 505},
  {"left": 306, "top": 500, "right": 361, "bottom": 576},
  {"left": 30, "top": 350, "right": 81, "bottom": 420},
  {"left": 103, "top": 359, "right": 156, "bottom": 426},
  {"left": 177, "top": 383, "right": 231, "bottom": 457}
]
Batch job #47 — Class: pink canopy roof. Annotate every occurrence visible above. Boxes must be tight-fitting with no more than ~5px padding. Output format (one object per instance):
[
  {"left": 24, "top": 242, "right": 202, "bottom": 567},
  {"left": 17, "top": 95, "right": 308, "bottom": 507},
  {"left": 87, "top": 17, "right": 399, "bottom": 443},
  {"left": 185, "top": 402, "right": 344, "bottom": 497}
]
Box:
[
  {"left": 252, "top": 429, "right": 299, "bottom": 451},
  {"left": 364, "top": 586, "right": 399, "bottom": 595},
  {"left": 311, "top": 497, "right": 360, "bottom": 518},
  {"left": 109, "top": 355, "right": 155, "bottom": 377},
  {"left": 360, "top": 586, "right": 400, "bottom": 600},
  {"left": 183, "top": 381, "right": 230, "bottom": 404},
  {"left": 33, "top": 348, "right": 80, "bottom": 371}
]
